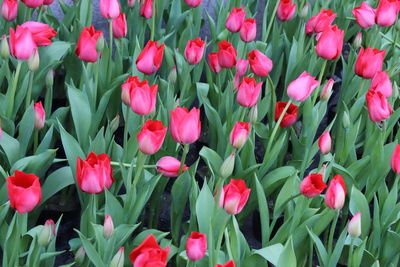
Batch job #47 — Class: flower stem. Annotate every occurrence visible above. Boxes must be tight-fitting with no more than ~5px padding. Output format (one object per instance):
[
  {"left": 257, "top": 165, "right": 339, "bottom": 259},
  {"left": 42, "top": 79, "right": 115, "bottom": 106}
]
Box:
[
  {"left": 110, "top": 161, "right": 155, "bottom": 168},
  {"left": 347, "top": 238, "right": 354, "bottom": 267},
  {"left": 25, "top": 71, "right": 35, "bottom": 110},
  {"left": 312, "top": 60, "right": 327, "bottom": 105},
  {"left": 150, "top": 0, "right": 156, "bottom": 40},
  {"left": 224, "top": 228, "right": 234, "bottom": 260},
  {"left": 33, "top": 130, "right": 39, "bottom": 153},
  {"left": 264, "top": 0, "right": 280, "bottom": 42},
  {"left": 328, "top": 210, "right": 340, "bottom": 254},
  {"left": 108, "top": 20, "right": 113, "bottom": 84},
  {"left": 214, "top": 215, "right": 230, "bottom": 265},
  {"left": 179, "top": 144, "right": 190, "bottom": 175},
  {"left": 132, "top": 151, "right": 147, "bottom": 187},
  {"left": 266, "top": 100, "right": 292, "bottom": 154},
  {"left": 123, "top": 105, "right": 130, "bottom": 148},
  {"left": 7, "top": 61, "right": 22, "bottom": 118}
]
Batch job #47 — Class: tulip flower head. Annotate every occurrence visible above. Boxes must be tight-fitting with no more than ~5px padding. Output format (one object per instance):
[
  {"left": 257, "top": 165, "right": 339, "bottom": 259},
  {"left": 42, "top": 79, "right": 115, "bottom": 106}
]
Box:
[
  {"left": 112, "top": 13, "right": 127, "bottom": 39},
  {"left": 390, "top": 144, "right": 400, "bottom": 174},
  {"left": 348, "top": 212, "right": 362, "bottom": 238},
  {"left": 225, "top": 6, "right": 246, "bottom": 32},
  {"left": 21, "top": 0, "right": 44, "bottom": 8},
  {"left": 300, "top": 173, "right": 327, "bottom": 198},
  {"left": 2, "top": 0, "right": 18, "bottom": 21},
  {"left": 371, "top": 71, "right": 392, "bottom": 97},
  {"left": 184, "top": 0, "right": 202, "bottom": 8},
  {"left": 137, "top": 120, "right": 167, "bottom": 155},
  {"left": 75, "top": 25, "right": 103, "bottom": 62},
  {"left": 366, "top": 89, "right": 392, "bottom": 122},
  {"left": 305, "top": 9, "right": 336, "bottom": 35},
  {"left": 122, "top": 76, "right": 158, "bottom": 115},
  {"left": 34, "top": 101, "right": 45, "bottom": 130},
  {"left": 219, "top": 179, "right": 251, "bottom": 215},
  {"left": 230, "top": 122, "right": 250, "bottom": 149},
  {"left": 156, "top": 156, "right": 189, "bottom": 177},
  {"left": 240, "top": 18, "right": 257, "bottom": 42},
  {"left": 325, "top": 175, "right": 347, "bottom": 210},
  {"left": 208, "top": 52, "right": 222, "bottom": 73},
  {"left": 186, "top": 232, "right": 207, "bottom": 261},
  {"left": 355, "top": 47, "right": 386, "bottom": 79},
  {"left": 236, "top": 58, "right": 249, "bottom": 77},
  {"left": 320, "top": 78, "right": 334, "bottom": 101},
  {"left": 9, "top": 26, "right": 37, "bottom": 60},
  {"left": 216, "top": 260, "right": 236, "bottom": 267},
  {"left": 170, "top": 107, "right": 201, "bottom": 144},
  {"left": 287, "top": 71, "right": 320, "bottom": 102},
  {"left": 21, "top": 21, "right": 57, "bottom": 47},
  {"left": 318, "top": 131, "right": 332, "bottom": 154},
  {"left": 277, "top": 0, "right": 296, "bottom": 21},
  {"left": 129, "top": 235, "right": 170, "bottom": 266},
  {"left": 136, "top": 40, "right": 165, "bottom": 75},
  {"left": 247, "top": 49, "right": 273, "bottom": 77},
  {"left": 274, "top": 101, "right": 299, "bottom": 128},
  {"left": 217, "top": 40, "right": 237, "bottom": 68},
  {"left": 315, "top": 24, "right": 344, "bottom": 60},
  {"left": 185, "top": 37, "right": 206, "bottom": 65},
  {"left": 140, "top": 0, "right": 153, "bottom": 19},
  {"left": 100, "top": 0, "right": 120, "bottom": 19},
  {"left": 376, "top": 0, "right": 398, "bottom": 27},
  {"left": 237, "top": 77, "right": 262, "bottom": 107},
  {"left": 352, "top": 2, "right": 376, "bottom": 29}
]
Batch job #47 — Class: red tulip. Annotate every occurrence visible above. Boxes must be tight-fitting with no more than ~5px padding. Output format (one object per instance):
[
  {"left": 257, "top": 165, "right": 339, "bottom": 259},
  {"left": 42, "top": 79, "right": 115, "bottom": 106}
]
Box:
[
  {"left": 43, "top": 0, "right": 54, "bottom": 5},
  {"left": 376, "top": 0, "right": 398, "bottom": 27},
  {"left": 391, "top": 144, "right": 400, "bottom": 174},
  {"left": 21, "top": 0, "right": 43, "bottom": 8},
  {"left": 237, "top": 77, "right": 262, "bottom": 107},
  {"left": 112, "top": 13, "right": 127, "bottom": 39},
  {"left": 299, "top": 173, "right": 327, "bottom": 198},
  {"left": 216, "top": 260, "right": 236, "bottom": 267},
  {"left": 274, "top": 101, "right": 298, "bottom": 128},
  {"left": 325, "top": 175, "right": 346, "bottom": 210},
  {"left": 21, "top": 21, "right": 57, "bottom": 47},
  {"left": 287, "top": 71, "right": 320, "bottom": 102},
  {"left": 9, "top": 26, "right": 37, "bottom": 60},
  {"left": 208, "top": 52, "right": 222, "bottom": 73},
  {"left": 305, "top": 9, "right": 336, "bottom": 35},
  {"left": 129, "top": 235, "right": 170, "bottom": 266},
  {"left": 355, "top": 47, "right": 386, "bottom": 79},
  {"left": 219, "top": 179, "right": 250, "bottom": 215},
  {"left": 75, "top": 25, "right": 103, "bottom": 62},
  {"left": 371, "top": 71, "right": 392, "bottom": 97},
  {"left": 140, "top": 0, "right": 153, "bottom": 19},
  {"left": 240, "top": 18, "right": 256, "bottom": 42},
  {"left": 229, "top": 122, "right": 250, "bottom": 149},
  {"left": 318, "top": 131, "right": 331, "bottom": 154},
  {"left": 236, "top": 58, "right": 248, "bottom": 77},
  {"left": 277, "top": 0, "right": 296, "bottom": 21},
  {"left": 217, "top": 40, "right": 237, "bottom": 68},
  {"left": 186, "top": 232, "right": 207, "bottom": 261},
  {"left": 366, "top": 89, "right": 392, "bottom": 122},
  {"left": 248, "top": 49, "right": 273, "bottom": 77},
  {"left": 137, "top": 120, "right": 167, "bottom": 155},
  {"left": 121, "top": 76, "right": 158, "bottom": 115},
  {"left": 136, "top": 40, "right": 164, "bottom": 75},
  {"left": 100, "top": 0, "right": 120, "bottom": 19},
  {"left": 225, "top": 6, "right": 246, "bottom": 32},
  {"left": 352, "top": 2, "right": 376, "bottom": 29},
  {"left": 185, "top": 37, "right": 206, "bottom": 65},
  {"left": 156, "top": 156, "right": 189, "bottom": 177},
  {"left": 34, "top": 101, "right": 45, "bottom": 130},
  {"left": 170, "top": 107, "right": 201, "bottom": 144},
  {"left": 7, "top": 171, "right": 42, "bottom": 213},
  {"left": 184, "top": 0, "right": 201, "bottom": 8},
  {"left": 76, "top": 152, "right": 114, "bottom": 194},
  {"left": 316, "top": 24, "right": 344, "bottom": 60},
  {"left": 2, "top": 0, "right": 18, "bottom": 21}
]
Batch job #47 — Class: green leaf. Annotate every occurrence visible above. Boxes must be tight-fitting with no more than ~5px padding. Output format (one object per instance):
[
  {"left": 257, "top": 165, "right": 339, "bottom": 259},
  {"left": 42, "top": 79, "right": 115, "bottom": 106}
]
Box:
[
  {"left": 349, "top": 186, "right": 371, "bottom": 237},
  {"left": 76, "top": 231, "right": 106, "bottom": 267},
  {"left": 0, "top": 130, "right": 21, "bottom": 166},
  {"left": 41, "top": 167, "right": 74, "bottom": 203},
  {"left": 253, "top": 244, "right": 283, "bottom": 265},
  {"left": 196, "top": 182, "right": 215, "bottom": 238},
  {"left": 307, "top": 227, "right": 328, "bottom": 266},
  {"left": 17, "top": 103, "right": 34, "bottom": 155},
  {"left": 277, "top": 236, "right": 296, "bottom": 267},
  {"left": 254, "top": 175, "right": 269, "bottom": 245},
  {"left": 11, "top": 149, "right": 57, "bottom": 178},
  {"left": 58, "top": 121, "right": 85, "bottom": 173}
]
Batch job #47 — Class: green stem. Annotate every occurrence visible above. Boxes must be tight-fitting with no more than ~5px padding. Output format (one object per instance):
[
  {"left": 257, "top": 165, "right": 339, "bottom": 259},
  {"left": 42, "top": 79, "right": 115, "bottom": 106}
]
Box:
[
  {"left": 33, "top": 130, "right": 38, "bottom": 153},
  {"left": 347, "top": 238, "right": 354, "bottom": 267},
  {"left": 379, "top": 32, "right": 400, "bottom": 49},
  {"left": 224, "top": 228, "right": 234, "bottom": 260},
  {"left": 308, "top": 236, "right": 313, "bottom": 267},
  {"left": 37, "top": 6, "right": 44, "bottom": 22},
  {"left": 132, "top": 151, "right": 146, "bottom": 187},
  {"left": 44, "top": 84, "right": 53, "bottom": 117},
  {"left": 26, "top": 71, "right": 34, "bottom": 109},
  {"left": 93, "top": 60, "right": 99, "bottom": 106},
  {"left": 186, "top": 260, "right": 195, "bottom": 267},
  {"left": 110, "top": 161, "right": 155, "bottom": 168},
  {"left": 312, "top": 60, "right": 327, "bottom": 105},
  {"left": 264, "top": 0, "right": 280, "bottom": 42},
  {"left": 266, "top": 100, "right": 292, "bottom": 154},
  {"left": 7, "top": 61, "right": 22, "bottom": 118},
  {"left": 328, "top": 210, "right": 340, "bottom": 254},
  {"left": 274, "top": 193, "right": 302, "bottom": 217},
  {"left": 179, "top": 144, "right": 190, "bottom": 175},
  {"left": 239, "top": 107, "right": 247, "bottom": 122},
  {"left": 108, "top": 20, "right": 113, "bottom": 84},
  {"left": 124, "top": 105, "right": 130, "bottom": 144},
  {"left": 214, "top": 215, "right": 230, "bottom": 265},
  {"left": 150, "top": 0, "right": 156, "bottom": 40}
]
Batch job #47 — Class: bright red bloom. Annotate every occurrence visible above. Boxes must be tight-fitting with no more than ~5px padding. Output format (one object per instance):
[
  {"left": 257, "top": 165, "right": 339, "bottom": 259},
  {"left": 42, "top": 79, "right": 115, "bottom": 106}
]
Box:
[
  {"left": 170, "top": 107, "right": 201, "bottom": 144},
  {"left": 325, "top": 175, "right": 346, "bottom": 210},
  {"left": 34, "top": 101, "right": 45, "bottom": 130},
  {"left": 21, "top": 0, "right": 43, "bottom": 8},
  {"left": 185, "top": 37, "right": 206, "bottom": 65},
  {"left": 140, "top": 0, "right": 153, "bottom": 19},
  {"left": 376, "top": 0, "right": 399, "bottom": 27},
  {"left": 21, "top": 21, "right": 57, "bottom": 47},
  {"left": 237, "top": 77, "right": 262, "bottom": 107},
  {"left": 137, "top": 120, "right": 167, "bottom": 155},
  {"left": 316, "top": 24, "right": 344, "bottom": 60},
  {"left": 274, "top": 101, "right": 299, "bottom": 128},
  {"left": 208, "top": 52, "right": 222, "bottom": 73},
  {"left": 217, "top": 40, "right": 237, "bottom": 68},
  {"left": 391, "top": 144, "right": 400, "bottom": 174},
  {"left": 184, "top": 0, "right": 201, "bottom": 8},
  {"left": 225, "top": 6, "right": 246, "bottom": 32},
  {"left": 186, "top": 232, "right": 207, "bottom": 261},
  {"left": 371, "top": 71, "right": 392, "bottom": 97},
  {"left": 129, "top": 234, "right": 170, "bottom": 266},
  {"left": 7, "top": 171, "right": 42, "bottom": 213},
  {"left": 216, "top": 260, "right": 236, "bottom": 267},
  {"left": 352, "top": 2, "right": 376, "bottom": 29},
  {"left": 9, "top": 26, "right": 37, "bottom": 60},
  {"left": 1, "top": 0, "right": 18, "bottom": 21},
  {"left": 305, "top": 9, "right": 336, "bottom": 35},
  {"left": 156, "top": 156, "right": 189, "bottom": 177},
  {"left": 219, "top": 179, "right": 251, "bottom": 215},
  {"left": 299, "top": 173, "right": 327, "bottom": 198},
  {"left": 112, "top": 13, "right": 127, "bottom": 39},
  {"left": 318, "top": 131, "right": 331, "bottom": 154},
  {"left": 122, "top": 76, "right": 158, "bottom": 115},
  {"left": 75, "top": 25, "right": 103, "bottom": 62},
  {"left": 355, "top": 47, "right": 386, "bottom": 79},
  {"left": 287, "top": 71, "right": 320, "bottom": 102},
  {"left": 136, "top": 40, "right": 165, "bottom": 75},
  {"left": 240, "top": 18, "right": 256, "bottom": 42},
  {"left": 248, "top": 49, "right": 273, "bottom": 77},
  {"left": 366, "top": 89, "right": 392, "bottom": 122}
]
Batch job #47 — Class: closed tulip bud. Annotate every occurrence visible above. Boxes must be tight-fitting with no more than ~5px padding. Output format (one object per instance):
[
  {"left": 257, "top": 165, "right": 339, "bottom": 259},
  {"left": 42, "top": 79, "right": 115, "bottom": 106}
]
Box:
[
  {"left": 248, "top": 105, "right": 258, "bottom": 123},
  {"left": 75, "top": 25, "right": 103, "bottom": 63},
  {"left": 248, "top": 49, "right": 273, "bottom": 77},
  {"left": 136, "top": 40, "right": 164, "bottom": 75},
  {"left": 352, "top": 2, "right": 376, "bottom": 29},
  {"left": 110, "top": 247, "right": 125, "bottom": 267},
  {"left": 1, "top": 35, "right": 10, "bottom": 59},
  {"left": 2, "top": 0, "right": 18, "bottom": 21},
  {"left": 127, "top": 0, "right": 135, "bottom": 7},
  {"left": 240, "top": 18, "right": 257, "bottom": 43},
  {"left": 110, "top": 115, "right": 120, "bottom": 134},
  {"left": 103, "top": 215, "right": 114, "bottom": 239},
  {"left": 168, "top": 66, "right": 177, "bottom": 84},
  {"left": 237, "top": 77, "right": 262, "bottom": 107},
  {"left": 75, "top": 246, "right": 86, "bottom": 264},
  {"left": 391, "top": 144, "right": 400, "bottom": 174},
  {"left": 320, "top": 78, "right": 334, "bottom": 101},
  {"left": 217, "top": 40, "right": 237, "bottom": 68},
  {"left": 184, "top": 37, "right": 206, "bottom": 65},
  {"left": 299, "top": 3, "right": 309, "bottom": 19},
  {"left": 318, "top": 131, "right": 332, "bottom": 154},
  {"left": 371, "top": 71, "right": 392, "bottom": 97},
  {"left": 353, "top": 32, "right": 362, "bottom": 49},
  {"left": 156, "top": 156, "right": 189, "bottom": 177},
  {"left": 208, "top": 53, "right": 222, "bottom": 73},
  {"left": 325, "top": 175, "right": 347, "bottom": 210},
  {"left": 28, "top": 49, "right": 40, "bottom": 72},
  {"left": 305, "top": 9, "right": 336, "bottom": 35},
  {"left": 186, "top": 232, "right": 207, "bottom": 261},
  {"left": 355, "top": 47, "right": 386, "bottom": 79},
  {"left": 216, "top": 260, "right": 236, "bottom": 267},
  {"left": 219, "top": 179, "right": 251, "bottom": 215},
  {"left": 112, "top": 13, "right": 127, "bottom": 39},
  {"left": 277, "top": 0, "right": 296, "bottom": 21},
  {"left": 7, "top": 171, "right": 42, "bottom": 213},
  {"left": 274, "top": 101, "right": 299, "bottom": 128},
  {"left": 230, "top": 122, "right": 250, "bottom": 149},
  {"left": 38, "top": 219, "right": 56, "bottom": 247},
  {"left": 342, "top": 111, "right": 350, "bottom": 128},
  {"left": 393, "top": 82, "right": 399, "bottom": 99},
  {"left": 170, "top": 107, "right": 201, "bottom": 144},
  {"left": 140, "top": 0, "right": 153, "bottom": 19},
  {"left": 220, "top": 153, "right": 235, "bottom": 179},
  {"left": 316, "top": 25, "right": 344, "bottom": 60},
  {"left": 236, "top": 58, "right": 248, "bottom": 77},
  {"left": 34, "top": 101, "right": 45, "bottom": 130},
  {"left": 299, "top": 173, "right": 327, "bottom": 198},
  {"left": 137, "top": 120, "right": 167, "bottom": 155},
  {"left": 287, "top": 71, "right": 320, "bottom": 102},
  {"left": 376, "top": 0, "right": 398, "bottom": 27},
  {"left": 96, "top": 34, "right": 105, "bottom": 53},
  {"left": 348, "top": 212, "right": 362, "bottom": 238},
  {"left": 46, "top": 69, "right": 54, "bottom": 88},
  {"left": 366, "top": 90, "right": 392, "bottom": 122},
  {"left": 225, "top": 6, "right": 246, "bottom": 32},
  {"left": 100, "top": 0, "right": 120, "bottom": 19}
]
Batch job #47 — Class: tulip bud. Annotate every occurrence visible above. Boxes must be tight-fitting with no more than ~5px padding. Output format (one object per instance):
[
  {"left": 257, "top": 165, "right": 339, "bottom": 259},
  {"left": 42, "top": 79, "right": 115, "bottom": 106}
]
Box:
[
  {"left": 248, "top": 105, "right": 258, "bottom": 123},
  {"left": 342, "top": 111, "right": 350, "bottom": 129},
  {"left": 110, "top": 115, "right": 120, "bottom": 134},
  {"left": 1, "top": 35, "right": 9, "bottom": 59},
  {"left": 96, "top": 35, "right": 105, "bottom": 53},
  {"left": 75, "top": 246, "right": 86, "bottom": 264},
  {"left": 318, "top": 164, "right": 327, "bottom": 177},
  {"left": 127, "top": 0, "right": 135, "bottom": 7},
  {"left": 393, "top": 82, "right": 399, "bottom": 99},
  {"left": 318, "top": 131, "right": 331, "bottom": 154},
  {"left": 299, "top": 3, "right": 309, "bottom": 18},
  {"left": 110, "top": 247, "right": 125, "bottom": 267},
  {"left": 34, "top": 101, "right": 46, "bottom": 130},
  {"left": 38, "top": 219, "right": 56, "bottom": 247},
  {"left": 348, "top": 212, "right": 361, "bottom": 238},
  {"left": 353, "top": 32, "right": 362, "bottom": 49},
  {"left": 46, "top": 69, "right": 54, "bottom": 88},
  {"left": 220, "top": 153, "right": 235, "bottom": 179},
  {"left": 28, "top": 49, "right": 40, "bottom": 72},
  {"left": 320, "top": 78, "right": 334, "bottom": 101},
  {"left": 103, "top": 214, "right": 114, "bottom": 239},
  {"left": 168, "top": 66, "right": 177, "bottom": 84}
]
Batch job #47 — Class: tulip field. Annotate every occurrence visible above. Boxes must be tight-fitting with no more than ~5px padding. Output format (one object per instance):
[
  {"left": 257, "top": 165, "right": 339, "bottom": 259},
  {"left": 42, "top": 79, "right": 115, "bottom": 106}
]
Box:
[{"left": 1, "top": 0, "right": 400, "bottom": 266}]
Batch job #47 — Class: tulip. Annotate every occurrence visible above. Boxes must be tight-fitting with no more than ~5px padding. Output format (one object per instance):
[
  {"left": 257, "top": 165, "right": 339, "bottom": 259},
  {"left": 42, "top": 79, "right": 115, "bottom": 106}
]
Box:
[
  {"left": 225, "top": 6, "right": 246, "bottom": 32},
  {"left": 21, "top": 22, "right": 57, "bottom": 47},
  {"left": 7, "top": 170, "right": 42, "bottom": 213},
  {"left": 325, "top": 175, "right": 347, "bottom": 210},
  {"left": 128, "top": 0, "right": 135, "bottom": 7},
  {"left": 318, "top": 131, "right": 331, "bottom": 154},
  {"left": 34, "top": 101, "right": 45, "bottom": 130},
  {"left": 28, "top": 49, "right": 40, "bottom": 72},
  {"left": 248, "top": 105, "right": 258, "bottom": 123},
  {"left": 21, "top": 0, "right": 43, "bottom": 8},
  {"left": 156, "top": 156, "right": 189, "bottom": 177},
  {"left": 220, "top": 153, "right": 236, "bottom": 179},
  {"left": 248, "top": 49, "right": 273, "bottom": 77},
  {"left": 299, "top": 174, "right": 327, "bottom": 198},
  {"left": 137, "top": 120, "right": 167, "bottom": 155},
  {"left": 371, "top": 71, "right": 392, "bottom": 97},
  {"left": 2, "top": 0, "right": 18, "bottom": 21},
  {"left": 219, "top": 179, "right": 251, "bottom": 215},
  {"left": 237, "top": 77, "right": 262, "bottom": 107},
  {"left": 136, "top": 40, "right": 165, "bottom": 75},
  {"left": 320, "top": 78, "right": 334, "bottom": 101},
  {"left": 287, "top": 71, "right": 320, "bottom": 102},
  {"left": 240, "top": 18, "right": 256, "bottom": 42},
  {"left": 170, "top": 107, "right": 201, "bottom": 144},
  {"left": 140, "top": 0, "right": 153, "bottom": 19},
  {"left": 186, "top": 232, "right": 207, "bottom": 261},
  {"left": 208, "top": 52, "right": 222, "bottom": 73},
  {"left": 353, "top": 32, "right": 362, "bottom": 49},
  {"left": 229, "top": 122, "right": 250, "bottom": 149},
  {"left": 277, "top": 0, "right": 296, "bottom": 21},
  {"left": 352, "top": 2, "right": 376, "bottom": 29},
  {"left": 316, "top": 25, "right": 344, "bottom": 60},
  {"left": 43, "top": 0, "right": 54, "bottom": 5},
  {"left": 184, "top": 37, "right": 206, "bottom": 65},
  {"left": 9, "top": 26, "right": 37, "bottom": 60},
  {"left": 236, "top": 58, "right": 248, "bottom": 77},
  {"left": 391, "top": 144, "right": 400, "bottom": 174},
  {"left": 305, "top": 9, "right": 336, "bottom": 35},
  {"left": 217, "top": 40, "right": 237, "bottom": 68},
  {"left": 38, "top": 219, "right": 56, "bottom": 247},
  {"left": 75, "top": 25, "right": 103, "bottom": 62},
  {"left": 355, "top": 47, "right": 386, "bottom": 79},
  {"left": 112, "top": 13, "right": 127, "bottom": 39},
  {"left": 366, "top": 89, "right": 392, "bottom": 122},
  {"left": 376, "top": 0, "right": 398, "bottom": 27},
  {"left": 110, "top": 247, "right": 125, "bottom": 267},
  {"left": 129, "top": 235, "right": 170, "bottom": 266},
  {"left": 121, "top": 76, "right": 158, "bottom": 115},
  {"left": 184, "top": 0, "right": 201, "bottom": 8},
  {"left": 299, "top": 3, "right": 309, "bottom": 19},
  {"left": 348, "top": 212, "right": 362, "bottom": 238},
  {"left": 103, "top": 214, "right": 114, "bottom": 239},
  {"left": 168, "top": 66, "right": 177, "bottom": 84},
  {"left": 100, "top": 0, "right": 120, "bottom": 19},
  {"left": 216, "top": 260, "right": 236, "bottom": 267},
  {"left": 1, "top": 35, "right": 9, "bottom": 59},
  {"left": 76, "top": 152, "right": 114, "bottom": 194},
  {"left": 274, "top": 101, "right": 299, "bottom": 128}
]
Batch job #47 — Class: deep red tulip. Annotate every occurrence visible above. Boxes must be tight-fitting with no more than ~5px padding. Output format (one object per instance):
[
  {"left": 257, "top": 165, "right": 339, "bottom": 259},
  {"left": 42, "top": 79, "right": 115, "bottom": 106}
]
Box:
[
  {"left": 7, "top": 171, "right": 42, "bottom": 213},
  {"left": 248, "top": 49, "right": 273, "bottom": 77},
  {"left": 186, "top": 232, "right": 207, "bottom": 261},
  {"left": 156, "top": 156, "right": 189, "bottom": 177},
  {"left": 325, "top": 175, "right": 346, "bottom": 210},
  {"left": 217, "top": 40, "right": 237, "bottom": 68},
  {"left": 287, "top": 71, "right": 320, "bottom": 102},
  {"left": 355, "top": 47, "right": 386, "bottom": 79},
  {"left": 305, "top": 9, "right": 336, "bottom": 35},
  {"left": 216, "top": 260, "right": 236, "bottom": 267},
  {"left": 170, "top": 107, "right": 201, "bottom": 144},
  {"left": 112, "top": 13, "right": 127, "bottom": 39},
  {"left": 9, "top": 26, "right": 37, "bottom": 60},
  {"left": 100, "top": 0, "right": 120, "bottom": 19},
  {"left": 129, "top": 235, "right": 170, "bottom": 266},
  {"left": 240, "top": 18, "right": 256, "bottom": 42},
  {"left": 237, "top": 77, "right": 262, "bottom": 107},
  {"left": 1, "top": 0, "right": 18, "bottom": 21},
  {"left": 299, "top": 173, "right": 327, "bottom": 198},
  {"left": 75, "top": 25, "right": 103, "bottom": 62},
  {"left": 225, "top": 6, "right": 246, "bottom": 32},
  {"left": 277, "top": 0, "right": 296, "bottom": 21},
  {"left": 43, "top": 0, "right": 54, "bottom": 5},
  {"left": 21, "top": 21, "right": 57, "bottom": 47},
  {"left": 219, "top": 179, "right": 251, "bottom": 215},
  {"left": 185, "top": 37, "right": 206, "bottom": 65},
  {"left": 137, "top": 120, "right": 167, "bottom": 155},
  {"left": 316, "top": 24, "right": 344, "bottom": 60},
  {"left": 352, "top": 2, "right": 376, "bottom": 29},
  {"left": 229, "top": 122, "right": 250, "bottom": 149},
  {"left": 366, "top": 89, "right": 392, "bottom": 122},
  {"left": 274, "top": 101, "right": 299, "bottom": 128},
  {"left": 136, "top": 40, "right": 164, "bottom": 75}
]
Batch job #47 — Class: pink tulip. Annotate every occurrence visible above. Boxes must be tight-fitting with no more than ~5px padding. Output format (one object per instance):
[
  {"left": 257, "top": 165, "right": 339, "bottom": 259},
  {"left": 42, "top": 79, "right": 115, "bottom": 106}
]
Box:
[
  {"left": 186, "top": 232, "right": 207, "bottom": 261},
  {"left": 21, "top": 0, "right": 43, "bottom": 8},
  {"left": 376, "top": 0, "right": 398, "bottom": 27},
  {"left": 248, "top": 49, "right": 273, "bottom": 77},
  {"left": 9, "top": 26, "right": 37, "bottom": 60},
  {"left": 287, "top": 71, "right": 320, "bottom": 102},
  {"left": 103, "top": 215, "right": 114, "bottom": 239},
  {"left": 352, "top": 2, "right": 376, "bottom": 29},
  {"left": 318, "top": 131, "right": 331, "bottom": 154},
  {"left": 236, "top": 58, "right": 248, "bottom": 77},
  {"left": 140, "top": 0, "right": 153, "bottom": 19},
  {"left": 277, "top": 0, "right": 296, "bottom": 21},
  {"left": 136, "top": 40, "right": 165, "bottom": 75},
  {"left": 100, "top": 0, "right": 120, "bottom": 19},
  {"left": 137, "top": 120, "right": 167, "bottom": 155},
  {"left": 355, "top": 47, "right": 386, "bottom": 79},
  {"left": 219, "top": 179, "right": 251, "bottom": 215},
  {"left": 300, "top": 174, "right": 327, "bottom": 198},
  {"left": 316, "top": 24, "right": 344, "bottom": 60},
  {"left": 75, "top": 25, "right": 103, "bottom": 62},
  {"left": 121, "top": 76, "right": 158, "bottom": 115},
  {"left": 366, "top": 89, "right": 392, "bottom": 122},
  {"left": 156, "top": 156, "right": 189, "bottom": 177},
  {"left": 225, "top": 6, "right": 246, "bottom": 32},
  {"left": 391, "top": 144, "right": 400, "bottom": 174},
  {"left": 217, "top": 40, "right": 237, "bottom": 68},
  {"left": 348, "top": 212, "right": 362, "bottom": 238},
  {"left": 237, "top": 77, "right": 262, "bottom": 107},
  {"left": 320, "top": 78, "right": 334, "bottom": 100},
  {"left": 240, "top": 18, "right": 256, "bottom": 42},
  {"left": 325, "top": 175, "right": 346, "bottom": 210},
  {"left": 371, "top": 71, "right": 392, "bottom": 97},
  {"left": 34, "top": 101, "right": 45, "bottom": 130},
  {"left": 184, "top": 0, "right": 201, "bottom": 8},
  {"left": 184, "top": 37, "right": 206, "bottom": 65},
  {"left": 208, "top": 52, "right": 222, "bottom": 73},
  {"left": 230, "top": 122, "right": 250, "bottom": 149},
  {"left": 305, "top": 9, "right": 336, "bottom": 35},
  {"left": 21, "top": 21, "right": 57, "bottom": 47},
  {"left": 170, "top": 107, "right": 201, "bottom": 144},
  {"left": 1, "top": 0, "right": 18, "bottom": 21},
  {"left": 112, "top": 13, "right": 127, "bottom": 39}
]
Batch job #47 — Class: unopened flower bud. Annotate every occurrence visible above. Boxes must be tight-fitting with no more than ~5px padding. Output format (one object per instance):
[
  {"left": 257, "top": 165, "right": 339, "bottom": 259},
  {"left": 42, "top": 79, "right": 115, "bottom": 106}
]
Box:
[
  {"left": 353, "top": 32, "right": 362, "bottom": 49},
  {"left": 318, "top": 164, "right": 327, "bottom": 178},
  {"left": 1, "top": 35, "right": 9, "bottom": 60},
  {"left": 248, "top": 105, "right": 258, "bottom": 123},
  {"left": 393, "top": 82, "right": 399, "bottom": 99},
  {"left": 168, "top": 66, "right": 177, "bottom": 84},
  {"left": 38, "top": 219, "right": 56, "bottom": 247},
  {"left": 28, "top": 49, "right": 40, "bottom": 72},
  {"left": 34, "top": 101, "right": 46, "bottom": 130},
  {"left": 96, "top": 35, "right": 105, "bottom": 53},
  {"left": 220, "top": 153, "right": 235, "bottom": 179},
  {"left": 75, "top": 246, "right": 86, "bottom": 264},
  {"left": 320, "top": 78, "right": 334, "bottom": 101},
  {"left": 127, "top": 0, "right": 135, "bottom": 8},
  {"left": 109, "top": 247, "right": 125, "bottom": 267},
  {"left": 103, "top": 214, "right": 114, "bottom": 239},
  {"left": 110, "top": 115, "right": 120, "bottom": 134},
  {"left": 342, "top": 111, "right": 350, "bottom": 129},
  {"left": 299, "top": 3, "right": 309, "bottom": 19},
  {"left": 46, "top": 69, "right": 55, "bottom": 88},
  {"left": 348, "top": 212, "right": 361, "bottom": 238}
]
